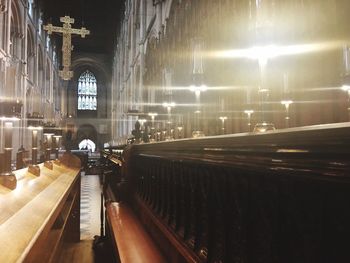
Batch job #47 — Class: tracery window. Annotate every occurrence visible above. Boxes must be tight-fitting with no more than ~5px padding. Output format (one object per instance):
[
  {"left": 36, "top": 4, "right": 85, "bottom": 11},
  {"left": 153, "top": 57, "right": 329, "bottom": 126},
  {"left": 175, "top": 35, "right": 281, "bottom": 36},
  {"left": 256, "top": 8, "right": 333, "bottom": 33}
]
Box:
[{"left": 78, "top": 70, "right": 97, "bottom": 111}]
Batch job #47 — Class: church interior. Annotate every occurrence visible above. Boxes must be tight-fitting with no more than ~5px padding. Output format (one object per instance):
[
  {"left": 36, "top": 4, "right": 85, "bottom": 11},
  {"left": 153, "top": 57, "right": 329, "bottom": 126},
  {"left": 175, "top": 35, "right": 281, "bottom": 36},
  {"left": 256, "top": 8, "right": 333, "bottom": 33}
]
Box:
[{"left": 1, "top": 0, "right": 350, "bottom": 262}]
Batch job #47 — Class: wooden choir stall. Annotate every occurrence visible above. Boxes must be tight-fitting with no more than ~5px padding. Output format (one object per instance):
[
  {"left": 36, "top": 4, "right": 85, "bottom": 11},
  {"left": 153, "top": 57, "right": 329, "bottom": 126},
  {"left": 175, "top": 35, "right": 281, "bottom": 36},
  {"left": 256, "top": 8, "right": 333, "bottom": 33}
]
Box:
[
  {"left": 103, "top": 123, "right": 350, "bottom": 263},
  {"left": 0, "top": 152, "right": 81, "bottom": 263}
]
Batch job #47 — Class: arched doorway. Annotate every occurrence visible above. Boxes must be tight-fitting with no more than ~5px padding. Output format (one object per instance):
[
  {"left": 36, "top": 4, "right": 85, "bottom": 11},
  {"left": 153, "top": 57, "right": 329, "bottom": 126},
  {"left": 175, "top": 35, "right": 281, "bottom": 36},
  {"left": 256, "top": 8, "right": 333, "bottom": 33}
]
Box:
[
  {"left": 78, "top": 139, "right": 96, "bottom": 152},
  {"left": 76, "top": 124, "right": 98, "bottom": 151}
]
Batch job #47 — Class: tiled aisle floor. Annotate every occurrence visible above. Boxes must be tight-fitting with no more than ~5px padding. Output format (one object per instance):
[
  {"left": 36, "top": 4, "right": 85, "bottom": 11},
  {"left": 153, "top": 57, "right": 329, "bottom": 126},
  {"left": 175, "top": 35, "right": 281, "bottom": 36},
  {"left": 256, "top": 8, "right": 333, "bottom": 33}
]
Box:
[
  {"left": 59, "top": 174, "right": 103, "bottom": 263},
  {"left": 80, "top": 174, "right": 102, "bottom": 240}
]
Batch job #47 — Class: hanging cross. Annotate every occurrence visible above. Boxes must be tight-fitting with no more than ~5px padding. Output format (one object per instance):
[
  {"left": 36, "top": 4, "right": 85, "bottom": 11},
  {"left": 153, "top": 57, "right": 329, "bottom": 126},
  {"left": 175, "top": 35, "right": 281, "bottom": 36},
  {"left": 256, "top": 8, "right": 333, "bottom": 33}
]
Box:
[{"left": 44, "top": 16, "right": 90, "bottom": 80}]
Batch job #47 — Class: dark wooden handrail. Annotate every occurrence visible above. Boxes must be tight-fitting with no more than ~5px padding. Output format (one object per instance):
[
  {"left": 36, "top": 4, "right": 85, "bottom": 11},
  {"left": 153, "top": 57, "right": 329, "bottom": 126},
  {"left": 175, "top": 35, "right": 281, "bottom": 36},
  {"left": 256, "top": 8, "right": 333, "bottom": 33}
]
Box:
[
  {"left": 115, "top": 123, "right": 350, "bottom": 263},
  {"left": 124, "top": 123, "right": 350, "bottom": 179},
  {"left": 105, "top": 202, "right": 166, "bottom": 263}
]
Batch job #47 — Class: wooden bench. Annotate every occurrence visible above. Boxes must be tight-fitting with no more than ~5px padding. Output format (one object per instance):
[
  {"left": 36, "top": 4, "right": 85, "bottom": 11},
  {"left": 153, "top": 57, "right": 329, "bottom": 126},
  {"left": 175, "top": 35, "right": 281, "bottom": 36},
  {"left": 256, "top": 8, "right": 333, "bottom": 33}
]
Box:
[
  {"left": 105, "top": 201, "right": 166, "bottom": 263},
  {"left": 0, "top": 152, "right": 81, "bottom": 263}
]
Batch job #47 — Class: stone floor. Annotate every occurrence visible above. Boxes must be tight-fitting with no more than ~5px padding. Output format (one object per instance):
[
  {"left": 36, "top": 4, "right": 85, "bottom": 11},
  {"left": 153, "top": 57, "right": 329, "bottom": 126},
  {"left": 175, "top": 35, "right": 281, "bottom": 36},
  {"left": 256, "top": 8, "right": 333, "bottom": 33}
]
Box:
[
  {"left": 59, "top": 173, "right": 112, "bottom": 263},
  {"left": 80, "top": 174, "right": 103, "bottom": 240}
]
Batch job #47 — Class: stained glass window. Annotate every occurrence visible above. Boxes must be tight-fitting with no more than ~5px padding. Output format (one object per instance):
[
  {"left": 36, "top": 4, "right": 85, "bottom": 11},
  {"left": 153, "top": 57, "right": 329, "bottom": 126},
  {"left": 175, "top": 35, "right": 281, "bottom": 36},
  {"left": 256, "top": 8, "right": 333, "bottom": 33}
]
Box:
[{"left": 78, "top": 70, "right": 97, "bottom": 111}]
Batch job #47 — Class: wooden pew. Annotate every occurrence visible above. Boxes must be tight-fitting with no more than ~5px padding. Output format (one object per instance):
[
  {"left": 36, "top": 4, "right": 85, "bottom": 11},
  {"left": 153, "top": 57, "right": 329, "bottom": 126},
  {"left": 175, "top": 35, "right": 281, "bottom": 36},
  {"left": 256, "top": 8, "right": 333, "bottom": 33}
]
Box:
[{"left": 0, "top": 152, "right": 81, "bottom": 263}]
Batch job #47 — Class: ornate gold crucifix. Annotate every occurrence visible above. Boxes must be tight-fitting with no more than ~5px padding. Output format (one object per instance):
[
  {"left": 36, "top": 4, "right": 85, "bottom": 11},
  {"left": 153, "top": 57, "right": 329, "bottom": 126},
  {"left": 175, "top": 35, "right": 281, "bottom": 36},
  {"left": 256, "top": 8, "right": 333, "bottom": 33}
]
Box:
[{"left": 44, "top": 16, "right": 90, "bottom": 80}]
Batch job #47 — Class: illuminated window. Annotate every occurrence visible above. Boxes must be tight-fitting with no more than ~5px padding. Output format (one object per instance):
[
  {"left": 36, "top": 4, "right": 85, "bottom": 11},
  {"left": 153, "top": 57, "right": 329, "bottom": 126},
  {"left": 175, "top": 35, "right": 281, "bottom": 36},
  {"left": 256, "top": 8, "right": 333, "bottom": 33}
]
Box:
[{"left": 78, "top": 70, "right": 97, "bottom": 111}]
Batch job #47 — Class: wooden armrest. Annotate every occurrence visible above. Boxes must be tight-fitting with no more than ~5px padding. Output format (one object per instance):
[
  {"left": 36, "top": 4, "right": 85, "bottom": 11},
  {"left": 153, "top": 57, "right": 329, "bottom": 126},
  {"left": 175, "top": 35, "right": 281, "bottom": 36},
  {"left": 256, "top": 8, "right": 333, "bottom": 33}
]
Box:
[{"left": 106, "top": 202, "right": 165, "bottom": 263}]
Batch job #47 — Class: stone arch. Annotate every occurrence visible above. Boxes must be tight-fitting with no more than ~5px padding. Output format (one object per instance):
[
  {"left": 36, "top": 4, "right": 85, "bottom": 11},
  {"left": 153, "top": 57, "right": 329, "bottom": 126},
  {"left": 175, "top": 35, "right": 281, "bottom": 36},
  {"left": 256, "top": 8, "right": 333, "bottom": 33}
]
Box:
[
  {"left": 5, "top": 0, "right": 23, "bottom": 98},
  {"left": 10, "top": 0, "right": 23, "bottom": 33},
  {"left": 77, "top": 68, "right": 99, "bottom": 83},
  {"left": 70, "top": 55, "right": 111, "bottom": 118},
  {"left": 10, "top": 0, "right": 23, "bottom": 58},
  {"left": 76, "top": 124, "right": 98, "bottom": 145},
  {"left": 72, "top": 56, "right": 109, "bottom": 82}
]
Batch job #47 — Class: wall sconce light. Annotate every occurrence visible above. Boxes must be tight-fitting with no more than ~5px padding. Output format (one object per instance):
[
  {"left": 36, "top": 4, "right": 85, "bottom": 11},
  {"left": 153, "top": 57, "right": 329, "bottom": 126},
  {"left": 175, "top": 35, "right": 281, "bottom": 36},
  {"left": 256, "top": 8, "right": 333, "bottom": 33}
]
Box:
[
  {"left": 177, "top": 126, "right": 183, "bottom": 139},
  {"left": 148, "top": 113, "right": 158, "bottom": 142},
  {"left": 219, "top": 116, "right": 228, "bottom": 135},
  {"left": 53, "top": 128, "right": 63, "bottom": 162},
  {"left": 138, "top": 118, "right": 147, "bottom": 143},
  {"left": 244, "top": 110, "right": 254, "bottom": 132},
  {"left": 162, "top": 102, "right": 176, "bottom": 140},
  {"left": 341, "top": 85, "right": 350, "bottom": 121},
  {"left": 281, "top": 100, "right": 293, "bottom": 128},
  {"left": 148, "top": 112, "right": 158, "bottom": 127},
  {"left": 189, "top": 85, "right": 206, "bottom": 138},
  {"left": 0, "top": 100, "right": 22, "bottom": 189}
]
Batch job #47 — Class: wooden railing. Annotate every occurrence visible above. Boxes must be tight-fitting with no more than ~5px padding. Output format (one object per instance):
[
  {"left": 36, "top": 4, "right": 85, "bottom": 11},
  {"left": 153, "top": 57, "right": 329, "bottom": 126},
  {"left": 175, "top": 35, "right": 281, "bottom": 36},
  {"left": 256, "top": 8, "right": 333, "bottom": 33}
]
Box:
[{"left": 109, "top": 123, "right": 350, "bottom": 263}]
